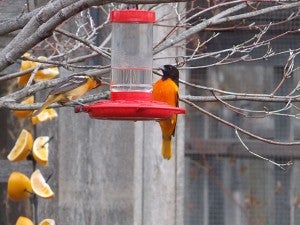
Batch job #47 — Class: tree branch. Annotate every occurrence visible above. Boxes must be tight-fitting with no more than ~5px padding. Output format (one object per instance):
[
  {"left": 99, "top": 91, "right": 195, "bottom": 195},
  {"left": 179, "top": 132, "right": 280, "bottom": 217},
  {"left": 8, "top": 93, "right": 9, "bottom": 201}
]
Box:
[
  {"left": 0, "top": 7, "right": 40, "bottom": 35},
  {"left": 0, "top": 0, "right": 99, "bottom": 72},
  {"left": 180, "top": 98, "right": 300, "bottom": 146},
  {"left": 55, "top": 28, "right": 111, "bottom": 59},
  {"left": 181, "top": 94, "right": 300, "bottom": 103},
  {"left": 154, "top": 1, "right": 300, "bottom": 54},
  {"left": 154, "top": 2, "right": 250, "bottom": 54},
  {"left": 2, "top": 91, "right": 110, "bottom": 110},
  {"left": 0, "top": 68, "right": 110, "bottom": 105}
]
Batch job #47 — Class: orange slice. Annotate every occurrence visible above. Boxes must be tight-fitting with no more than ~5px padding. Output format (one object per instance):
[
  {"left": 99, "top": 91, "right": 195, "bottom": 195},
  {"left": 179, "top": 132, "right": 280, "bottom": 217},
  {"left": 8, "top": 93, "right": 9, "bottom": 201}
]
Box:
[
  {"left": 18, "top": 53, "right": 38, "bottom": 86},
  {"left": 33, "top": 136, "right": 50, "bottom": 166},
  {"left": 7, "top": 172, "right": 32, "bottom": 201},
  {"left": 13, "top": 96, "right": 34, "bottom": 118},
  {"left": 34, "top": 56, "right": 59, "bottom": 81},
  {"left": 18, "top": 54, "right": 59, "bottom": 85},
  {"left": 16, "top": 216, "right": 34, "bottom": 225},
  {"left": 7, "top": 129, "right": 33, "bottom": 162},
  {"left": 30, "top": 169, "right": 54, "bottom": 199},
  {"left": 18, "top": 74, "right": 31, "bottom": 86},
  {"left": 31, "top": 108, "right": 58, "bottom": 125},
  {"left": 35, "top": 67, "right": 59, "bottom": 81},
  {"left": 38, "top": 219, "right": 55, "bottom": 225}
]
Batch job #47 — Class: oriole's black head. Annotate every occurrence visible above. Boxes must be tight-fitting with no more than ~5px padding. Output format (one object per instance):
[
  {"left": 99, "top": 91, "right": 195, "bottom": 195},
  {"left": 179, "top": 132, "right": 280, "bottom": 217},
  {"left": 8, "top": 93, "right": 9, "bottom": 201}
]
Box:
[{"left": 160, "top": 65, "right": 179, "bottom": 86}]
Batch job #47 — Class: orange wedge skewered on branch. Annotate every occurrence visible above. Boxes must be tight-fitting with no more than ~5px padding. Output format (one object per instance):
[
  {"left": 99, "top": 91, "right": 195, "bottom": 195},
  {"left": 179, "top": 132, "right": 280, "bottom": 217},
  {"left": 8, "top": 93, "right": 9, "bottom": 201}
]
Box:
[
  {"left": 7, "top": 129, "right": 33, "bottom": 162},
  {"left": 7, "top": 172, "right": 32, "bottom": 201},
  {"left": 30, "top": 169, "right": 54, "bottom": 199},
  {"left": 31, "top": 108, "right": 58, "bottom": 125},
  {"left": 33, "top": 136, "right": 50, "bottom": 166}
]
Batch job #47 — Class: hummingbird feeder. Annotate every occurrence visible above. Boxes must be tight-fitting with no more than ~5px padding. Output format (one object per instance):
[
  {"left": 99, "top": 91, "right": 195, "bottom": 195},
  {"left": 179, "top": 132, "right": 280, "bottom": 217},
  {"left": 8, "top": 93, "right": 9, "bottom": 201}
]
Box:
[{"left": 75, "top": 9, "right": 185, "bottom": 120}]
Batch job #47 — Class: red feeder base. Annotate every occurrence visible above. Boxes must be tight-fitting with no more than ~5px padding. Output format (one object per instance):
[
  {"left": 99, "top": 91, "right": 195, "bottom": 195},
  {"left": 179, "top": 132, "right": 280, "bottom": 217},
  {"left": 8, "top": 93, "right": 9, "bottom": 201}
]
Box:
[{"left": 74, "top": 92, "right": 186, "bottom": 121}]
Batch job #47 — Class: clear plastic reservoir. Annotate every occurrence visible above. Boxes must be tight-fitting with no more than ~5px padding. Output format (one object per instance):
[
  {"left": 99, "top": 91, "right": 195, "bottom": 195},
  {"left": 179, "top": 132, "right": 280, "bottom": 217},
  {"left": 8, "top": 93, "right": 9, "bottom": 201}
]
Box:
[{"left": 110, "top": 10, "right": 155, "bottom": 92}]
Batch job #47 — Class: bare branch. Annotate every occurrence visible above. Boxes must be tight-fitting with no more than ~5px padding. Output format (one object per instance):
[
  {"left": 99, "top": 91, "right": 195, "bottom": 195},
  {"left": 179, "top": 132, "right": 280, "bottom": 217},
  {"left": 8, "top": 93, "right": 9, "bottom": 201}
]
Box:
[
  {"left": 2, "top": 91, "right": 110, "bottom": 111},
  {"left": 154, "top": 1, "right": 300, "bottom": 54},
  {"left": 235, "top": 129, "right": 293, "bottom": 170},
  {"left": 0, "top": 7, "right": 40, "bottom": 35},
  {"left": 180, "top": 98, "right": 300, "bottom": 146},
  {"left": 55, "top": 28, "right": 111, "bottom": 59},
  {"left": 154, "top": 2, "right": 251, "bottom": 53},
  {"left": 0, "top": 0, "right": 103, "bottom": 72}
]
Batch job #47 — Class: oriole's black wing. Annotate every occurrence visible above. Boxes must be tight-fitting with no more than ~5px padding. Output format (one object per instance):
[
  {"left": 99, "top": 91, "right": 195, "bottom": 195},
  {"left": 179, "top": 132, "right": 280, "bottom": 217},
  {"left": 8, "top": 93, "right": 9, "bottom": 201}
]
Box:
[{"left": 49, "top": 75, "right": 88, "bottom": 95}]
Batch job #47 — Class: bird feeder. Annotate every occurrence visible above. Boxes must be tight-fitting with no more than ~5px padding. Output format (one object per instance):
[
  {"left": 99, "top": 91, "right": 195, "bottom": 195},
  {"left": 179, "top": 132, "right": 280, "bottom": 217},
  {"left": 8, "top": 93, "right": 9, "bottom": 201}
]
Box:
[{"left": 75, "top": 9, "right": 185, "bottom": 120}]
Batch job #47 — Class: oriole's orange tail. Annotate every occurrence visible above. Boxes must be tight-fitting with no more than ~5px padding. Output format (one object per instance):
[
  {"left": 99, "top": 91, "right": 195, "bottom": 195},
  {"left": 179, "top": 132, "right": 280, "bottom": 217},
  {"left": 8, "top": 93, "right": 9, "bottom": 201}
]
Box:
[{"left": 162, "top": 136, "right": 172, "bottom": 160}]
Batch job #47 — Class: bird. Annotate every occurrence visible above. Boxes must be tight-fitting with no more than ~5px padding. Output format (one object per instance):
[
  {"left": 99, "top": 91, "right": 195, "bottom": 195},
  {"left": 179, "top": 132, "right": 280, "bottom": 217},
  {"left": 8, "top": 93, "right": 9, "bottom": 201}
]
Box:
[
  {"left": 152, "top": 64, "right": 179, "bottom": 160},
  {"left": 33, "top": 74, "right": 102, "bottom": 116}
]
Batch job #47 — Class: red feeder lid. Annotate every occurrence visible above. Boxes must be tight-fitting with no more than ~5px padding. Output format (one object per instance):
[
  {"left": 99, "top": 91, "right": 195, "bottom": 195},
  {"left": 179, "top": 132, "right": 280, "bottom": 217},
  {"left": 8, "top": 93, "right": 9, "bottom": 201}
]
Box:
[
  {"left": 110, "top": 9, "right": 156, "bottom": 23},
  {"left": 75, "top": 92, "right": 185, "bottom": 121}
]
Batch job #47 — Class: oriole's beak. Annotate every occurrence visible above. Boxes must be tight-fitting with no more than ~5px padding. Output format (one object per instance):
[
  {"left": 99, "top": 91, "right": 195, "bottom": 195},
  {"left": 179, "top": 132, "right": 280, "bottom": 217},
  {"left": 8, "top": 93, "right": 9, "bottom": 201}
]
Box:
[
  {"left": 159, "top": 65, "right": 166, "bottom": 72},
  {"left": 93, "top": 75, "right": 110, "bottom": 86}
]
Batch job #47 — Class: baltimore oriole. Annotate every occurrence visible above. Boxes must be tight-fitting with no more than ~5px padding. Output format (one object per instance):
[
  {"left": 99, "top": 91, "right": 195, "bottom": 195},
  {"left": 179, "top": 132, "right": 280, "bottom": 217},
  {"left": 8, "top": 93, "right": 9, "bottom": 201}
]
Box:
[
  {"left": 152, "top": 65, "right": 179, "bottom": 160},
  {"left": 33, "top": 75, "right": 102, "bottom": 116}
]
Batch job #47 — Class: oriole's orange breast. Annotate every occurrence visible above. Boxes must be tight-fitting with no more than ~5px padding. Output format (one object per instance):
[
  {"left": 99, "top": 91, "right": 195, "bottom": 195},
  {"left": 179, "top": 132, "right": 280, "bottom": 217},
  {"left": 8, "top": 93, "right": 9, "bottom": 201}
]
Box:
[{"left": 152, "top": 78, "right": 178, "bottom": 106}]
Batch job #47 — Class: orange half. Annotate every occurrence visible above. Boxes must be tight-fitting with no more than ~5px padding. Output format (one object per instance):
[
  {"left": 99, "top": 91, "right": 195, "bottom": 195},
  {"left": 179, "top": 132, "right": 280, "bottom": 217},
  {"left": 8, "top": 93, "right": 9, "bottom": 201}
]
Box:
[{"left": 7, "top": 172, "right": 32, "bottom": 201}]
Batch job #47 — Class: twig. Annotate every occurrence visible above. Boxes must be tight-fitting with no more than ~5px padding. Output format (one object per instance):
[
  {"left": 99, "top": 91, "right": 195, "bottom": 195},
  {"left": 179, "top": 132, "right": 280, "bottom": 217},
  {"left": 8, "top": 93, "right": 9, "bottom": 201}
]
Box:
[
  {"left": 235, "top": 129, "right": 293, "bottom": 170},
  {"left": 46, "top": 173, "right": 53, "bottom": 183},
  {"left": 155, "top": 1, "right": 300, "bottom": 54},
  {"left": 180, "top": 94, "right": 300, "bottom": 103},
  {"left": 0, "top": 67, "right": 41, "bottom": 82},
  {"left": 154, "top": 2, "right": 251, "bottom": 54},
  {"left": 41, "top": 136, "right": 54, "bottom": 148},
  {"left": 0, "top": 91, "right": 110, "bottom": 110},
  {"left": 25, "top": 64, "right": 41, "bottom": 87},
  {"left": 33, "top": 194, "right": 38, "bottom": 225},
  {"left": 271, "top": 49, "right": 300, "bottom": 95},
  {"left": 55, "top": 28, "right": 111, "bottom": 59},
  {"left": 210, "top": 90, "right": 295, "bottom": 119},
  {"left": 180, "top": 98, "right": 300, "bottom": 146}
]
